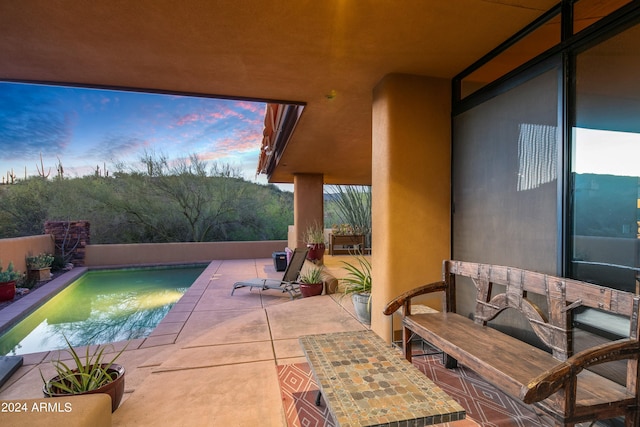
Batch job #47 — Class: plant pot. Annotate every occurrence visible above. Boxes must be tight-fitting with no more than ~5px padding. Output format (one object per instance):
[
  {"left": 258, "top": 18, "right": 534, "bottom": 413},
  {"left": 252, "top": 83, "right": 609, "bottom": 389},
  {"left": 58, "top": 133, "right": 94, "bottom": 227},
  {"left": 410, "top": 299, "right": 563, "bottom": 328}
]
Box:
[
  {"left": 28, "top": 267, "right": 51, "bottom": 282},
  {"left": 351, "top": 293, "right": 371, "bottom": 325},
  {"left": 306, "top": 243, "right": 325, "bottom": 262},
  {"left": 43, "top": 363, "right": 125, "bottom": 412},
  {"left": 299, "top": 282, "right": 323, "bottom": 297},
  {"left": 0, "top": 281, "right": 16, "bottom": 302}
]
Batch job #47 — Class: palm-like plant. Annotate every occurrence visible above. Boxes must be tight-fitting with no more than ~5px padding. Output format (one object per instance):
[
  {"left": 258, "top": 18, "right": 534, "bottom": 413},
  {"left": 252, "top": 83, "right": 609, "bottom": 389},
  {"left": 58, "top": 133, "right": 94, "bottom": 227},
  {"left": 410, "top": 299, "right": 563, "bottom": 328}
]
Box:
[
  {"left": 340, "top": 255, "right": 371, "bottom": 295},
  {"left": 341, "top": 254, "right": 372, "bottom": 322}
]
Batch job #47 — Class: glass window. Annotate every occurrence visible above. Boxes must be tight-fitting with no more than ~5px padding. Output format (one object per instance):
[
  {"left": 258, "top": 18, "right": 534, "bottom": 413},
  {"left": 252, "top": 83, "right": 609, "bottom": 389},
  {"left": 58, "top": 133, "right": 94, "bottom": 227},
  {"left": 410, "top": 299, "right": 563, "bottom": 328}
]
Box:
[
  {"left": 453, "top": 66, "right": 560, "bottom": 338},
  {"left": 454, "top": 67, "right": 560, "bottom": 273},
  {"left": 570, "top": 23, "right": 640, "bottom": 293}
]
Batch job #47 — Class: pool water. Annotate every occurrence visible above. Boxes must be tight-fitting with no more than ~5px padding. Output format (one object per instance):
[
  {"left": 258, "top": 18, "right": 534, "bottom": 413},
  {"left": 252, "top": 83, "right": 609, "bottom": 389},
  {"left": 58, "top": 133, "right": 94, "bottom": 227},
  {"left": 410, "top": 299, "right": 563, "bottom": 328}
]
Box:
[{"left": 0, "top": 265, "right": 206, "bottom": 356}]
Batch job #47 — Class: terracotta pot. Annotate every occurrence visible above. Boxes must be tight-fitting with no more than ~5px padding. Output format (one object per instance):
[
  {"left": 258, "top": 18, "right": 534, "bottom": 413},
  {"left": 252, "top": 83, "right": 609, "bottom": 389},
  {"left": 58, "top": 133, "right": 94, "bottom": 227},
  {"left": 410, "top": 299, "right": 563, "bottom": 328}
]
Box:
[
  {"left": 43, "top": 363, "right": 125, "bottom": 412},
  {"left": 0, "top": 281, "right": 16, "bottom": 302},
  {"left": 300, "top": 282, "right": 323, "bottom": 297},
  {"left": 306, "top": 243, "right": 325, "bottom": 262}
]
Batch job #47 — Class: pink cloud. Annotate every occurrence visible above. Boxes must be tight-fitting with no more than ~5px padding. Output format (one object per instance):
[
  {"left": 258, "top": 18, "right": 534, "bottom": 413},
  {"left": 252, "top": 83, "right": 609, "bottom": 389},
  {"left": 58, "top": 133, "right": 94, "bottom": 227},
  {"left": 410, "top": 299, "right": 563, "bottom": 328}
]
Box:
[
  {"left": 175, "top": 113, "right": 202, "bottom": 126},
  {"left": 235, "top": 101, "right": 262, "bottom": 114},
  {"left": 215, "top": 128, "right": 263, "bottom": 152}
]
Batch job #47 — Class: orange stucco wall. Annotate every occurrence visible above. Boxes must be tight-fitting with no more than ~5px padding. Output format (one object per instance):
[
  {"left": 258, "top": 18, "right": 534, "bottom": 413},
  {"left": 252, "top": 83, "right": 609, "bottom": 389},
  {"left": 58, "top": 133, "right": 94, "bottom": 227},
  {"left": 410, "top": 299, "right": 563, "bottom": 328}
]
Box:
[
  {"left": 293, "top": 173, "right": 324, "bottom": 249},
  {"left": 0, "top": 236, "right": 288, "bottom": 270},
  {"left": 85, "top": 240, "right": 288, "bottom": 266},
  {"left": 0, "top": 234, "right": 55, "bottom": 273},
  {"left": 371, "top": 74, "right": 451, "bottom": 341}
]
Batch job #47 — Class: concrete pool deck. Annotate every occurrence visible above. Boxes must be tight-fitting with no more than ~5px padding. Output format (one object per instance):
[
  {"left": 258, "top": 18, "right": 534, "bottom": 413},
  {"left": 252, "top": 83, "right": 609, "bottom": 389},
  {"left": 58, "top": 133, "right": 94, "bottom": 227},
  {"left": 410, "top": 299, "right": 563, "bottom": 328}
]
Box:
[{"left": 0, "top": 256, "right": 367, "bottom": 425}]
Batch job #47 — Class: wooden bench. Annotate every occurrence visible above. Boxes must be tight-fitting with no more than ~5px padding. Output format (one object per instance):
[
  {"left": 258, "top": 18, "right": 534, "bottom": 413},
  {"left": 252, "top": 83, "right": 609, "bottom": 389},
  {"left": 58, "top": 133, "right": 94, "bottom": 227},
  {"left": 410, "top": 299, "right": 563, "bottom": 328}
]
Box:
[{"left": 383, "top": 260, "right": 640, "bottom": 427}]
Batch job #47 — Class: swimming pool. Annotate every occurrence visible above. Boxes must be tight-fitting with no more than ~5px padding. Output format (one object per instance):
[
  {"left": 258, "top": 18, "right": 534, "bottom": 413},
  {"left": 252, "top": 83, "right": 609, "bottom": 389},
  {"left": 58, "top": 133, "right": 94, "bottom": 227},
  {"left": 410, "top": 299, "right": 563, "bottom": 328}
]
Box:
[{"left": 0, "top": 265, "right": 206, "bottom": 356}]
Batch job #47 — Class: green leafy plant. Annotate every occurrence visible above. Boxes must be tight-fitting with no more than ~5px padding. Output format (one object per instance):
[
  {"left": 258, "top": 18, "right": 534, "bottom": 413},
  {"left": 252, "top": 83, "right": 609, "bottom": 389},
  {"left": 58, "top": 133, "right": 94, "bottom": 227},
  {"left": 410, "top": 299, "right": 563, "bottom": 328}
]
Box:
[
  {"left": 299, "top": 266, "right": 324, "bottom": 284},
  {"left": 304, "top": 222, "right": 325, "bottom": 244},
  {"left": 26, "top": 253, "right": 55, "bottom": 269},
  {"left": 0, "top": 261, "right": 22, "bottom": 283},
  {"left": 41, "top": 334, "right": 126, "bottom": 394},
  {"left": 332, "top": 223, "right": 357, "bottom": 235},
  {"left": 340, "top": 253, "right": 372, "bottom": 317},
  {"left": 340, "top": 254, "right": 372, "bottom": 295},
  {"left": 326, "top": 185, "right": 371, "bottom": 246}
]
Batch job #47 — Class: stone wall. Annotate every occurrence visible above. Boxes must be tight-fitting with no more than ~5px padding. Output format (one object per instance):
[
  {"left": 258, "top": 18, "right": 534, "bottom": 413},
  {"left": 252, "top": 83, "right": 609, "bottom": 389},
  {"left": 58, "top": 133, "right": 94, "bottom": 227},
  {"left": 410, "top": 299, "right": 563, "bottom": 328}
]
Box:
[{"left": 44, "top": 221, "right": 90, "bottom": 267}]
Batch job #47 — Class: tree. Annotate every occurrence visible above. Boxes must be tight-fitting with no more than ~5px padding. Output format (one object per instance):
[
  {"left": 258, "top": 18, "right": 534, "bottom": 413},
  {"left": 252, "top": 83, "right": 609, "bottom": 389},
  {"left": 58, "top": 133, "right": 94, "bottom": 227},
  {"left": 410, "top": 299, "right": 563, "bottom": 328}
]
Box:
[
  {"left": 0, "top": 177, "right": 51, "bottom": 236},
  {"left": 0, "top": 155, "right": 294, "bottom": 243}
]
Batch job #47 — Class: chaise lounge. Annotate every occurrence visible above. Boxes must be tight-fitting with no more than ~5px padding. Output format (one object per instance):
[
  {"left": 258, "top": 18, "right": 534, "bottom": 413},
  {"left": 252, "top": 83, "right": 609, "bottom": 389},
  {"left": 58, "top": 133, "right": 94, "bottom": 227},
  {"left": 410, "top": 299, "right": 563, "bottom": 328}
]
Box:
[{"left": 230, "top": 248, "right": 307, "bottom": 299}]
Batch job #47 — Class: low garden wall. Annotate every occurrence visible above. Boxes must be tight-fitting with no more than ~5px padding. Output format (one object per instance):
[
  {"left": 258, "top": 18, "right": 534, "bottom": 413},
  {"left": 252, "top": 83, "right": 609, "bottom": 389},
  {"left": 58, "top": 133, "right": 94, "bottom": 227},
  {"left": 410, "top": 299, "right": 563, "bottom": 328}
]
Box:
[
  {"left": 0, "top": 235, "right": 289, "bottom": 271},
  {"left": 0, "top": 235, "right": 55, "bottom": 273},
  {"left": 85, "top": 240, "right": 289, "bottom": 266}
]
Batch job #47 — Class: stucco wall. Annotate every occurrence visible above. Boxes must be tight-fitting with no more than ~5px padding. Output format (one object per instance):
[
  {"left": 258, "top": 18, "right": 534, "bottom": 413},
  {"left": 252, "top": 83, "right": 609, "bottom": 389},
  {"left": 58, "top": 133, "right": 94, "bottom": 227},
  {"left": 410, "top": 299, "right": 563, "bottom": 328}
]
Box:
[
  {"left": 85, "top": 240, "right": 289, "bottom": 266},
  {"left": 371, "top": 74, "right": 451, "bottom": 341},
  {"left": 0, "top": 235, "right": 55, "bottom": 273}
]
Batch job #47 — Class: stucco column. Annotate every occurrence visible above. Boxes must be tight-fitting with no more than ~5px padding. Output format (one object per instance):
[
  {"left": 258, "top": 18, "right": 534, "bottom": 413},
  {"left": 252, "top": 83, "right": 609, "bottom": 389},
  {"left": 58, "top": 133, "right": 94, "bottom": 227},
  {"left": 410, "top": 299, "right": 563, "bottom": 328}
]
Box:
[
  {"left": 371, "top": 74, "right": 451, "bottom": 341},
  {"left": 293, "top": 173, "right": 324, "bottom": 249}
]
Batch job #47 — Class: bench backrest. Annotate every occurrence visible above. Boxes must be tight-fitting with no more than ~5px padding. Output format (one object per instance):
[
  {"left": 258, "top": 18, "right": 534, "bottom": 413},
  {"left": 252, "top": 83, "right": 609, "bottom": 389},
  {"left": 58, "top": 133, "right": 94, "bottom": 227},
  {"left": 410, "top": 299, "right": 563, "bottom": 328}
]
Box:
[{"left": 444, "top": 260, "right": 640, "bottom": 361}]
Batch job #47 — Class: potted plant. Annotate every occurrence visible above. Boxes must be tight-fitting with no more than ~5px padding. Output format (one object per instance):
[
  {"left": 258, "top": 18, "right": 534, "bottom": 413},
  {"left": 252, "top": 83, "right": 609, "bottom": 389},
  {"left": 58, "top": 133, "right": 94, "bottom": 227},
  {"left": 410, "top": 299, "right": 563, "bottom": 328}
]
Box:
[
  {"left": 0, "top": 261, "right": 22, "bottom": 302},
  {"left": 340, "top": 254, "right": 372, "bottom": 325},
  {"left": 305, "top": 223, "right": 326, "bottom": 262},
  {"left": 41, "top": 335, "right": 126, "bottom": 412},
  {"left": 299, "top": 266, "right": 324, "bottom": 297},
  {"left": 26, "top": 253, "right": 55, "bottom": 281}
]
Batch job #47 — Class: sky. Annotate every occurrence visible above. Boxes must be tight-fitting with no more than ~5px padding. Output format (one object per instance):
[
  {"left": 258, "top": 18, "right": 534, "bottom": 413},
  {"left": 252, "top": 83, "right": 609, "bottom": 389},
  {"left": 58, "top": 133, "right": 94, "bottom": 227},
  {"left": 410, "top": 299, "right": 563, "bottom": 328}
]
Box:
[
  {"left": 0, "top": 82, "right": 274, "bottom": 185},
  {"left": 574, "top": 127, "right": 640, "bottom": 177}
]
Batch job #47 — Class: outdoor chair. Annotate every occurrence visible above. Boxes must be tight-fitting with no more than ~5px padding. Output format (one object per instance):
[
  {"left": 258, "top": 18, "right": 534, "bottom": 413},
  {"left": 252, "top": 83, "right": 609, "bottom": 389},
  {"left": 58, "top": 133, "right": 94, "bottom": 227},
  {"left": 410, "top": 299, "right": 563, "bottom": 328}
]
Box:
[{"left": 231, "top": 248, "right": 308, "bottom": 299}]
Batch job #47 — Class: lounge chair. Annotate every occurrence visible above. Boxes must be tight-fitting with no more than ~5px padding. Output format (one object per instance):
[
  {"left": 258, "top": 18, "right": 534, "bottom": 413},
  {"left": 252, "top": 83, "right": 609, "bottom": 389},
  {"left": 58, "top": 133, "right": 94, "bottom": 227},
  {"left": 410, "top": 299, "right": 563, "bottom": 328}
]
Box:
[{"left": 231, "top": 248, "right": 308, "bottom": 299}]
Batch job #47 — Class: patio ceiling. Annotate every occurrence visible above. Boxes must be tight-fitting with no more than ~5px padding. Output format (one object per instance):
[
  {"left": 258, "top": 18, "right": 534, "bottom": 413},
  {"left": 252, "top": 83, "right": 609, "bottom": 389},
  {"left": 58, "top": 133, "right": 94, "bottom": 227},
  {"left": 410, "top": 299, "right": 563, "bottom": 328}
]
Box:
[{"left": 0, "top": 0, "right": 558, "bottom": 185}]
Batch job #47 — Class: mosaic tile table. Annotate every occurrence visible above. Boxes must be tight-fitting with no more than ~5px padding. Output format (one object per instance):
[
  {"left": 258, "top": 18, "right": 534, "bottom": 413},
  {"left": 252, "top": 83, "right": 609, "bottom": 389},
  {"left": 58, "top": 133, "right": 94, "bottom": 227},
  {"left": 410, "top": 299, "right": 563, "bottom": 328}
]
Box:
[{"left": 299, "top": 330, "right": 466, "bottom": 427}]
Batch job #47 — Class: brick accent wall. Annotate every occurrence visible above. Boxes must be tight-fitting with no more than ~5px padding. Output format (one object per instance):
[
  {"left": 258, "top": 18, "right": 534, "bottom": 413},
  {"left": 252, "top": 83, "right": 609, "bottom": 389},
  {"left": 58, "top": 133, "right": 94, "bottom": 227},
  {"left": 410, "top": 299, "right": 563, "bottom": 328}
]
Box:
[{"left": 44, "top": 221, "right": 90, "bottom": 266}]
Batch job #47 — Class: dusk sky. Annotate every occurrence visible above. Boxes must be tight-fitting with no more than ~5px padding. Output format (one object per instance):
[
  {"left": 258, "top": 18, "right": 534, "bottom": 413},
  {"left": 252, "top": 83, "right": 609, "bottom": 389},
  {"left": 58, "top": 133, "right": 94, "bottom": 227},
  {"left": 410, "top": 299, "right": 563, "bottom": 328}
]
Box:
[{"left": 0, "top": 82, "right": 271, "bottom": 184}]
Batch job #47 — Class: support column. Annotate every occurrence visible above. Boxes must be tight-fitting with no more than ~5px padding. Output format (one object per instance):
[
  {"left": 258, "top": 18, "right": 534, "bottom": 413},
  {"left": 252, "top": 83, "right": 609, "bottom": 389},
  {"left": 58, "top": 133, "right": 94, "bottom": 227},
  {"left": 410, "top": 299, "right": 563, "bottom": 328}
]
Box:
[
  {"left": 293, "top": 173, "right": 324, "bottom": 249},
  {"left": 371, "top": 74, "right": 451, "bottom": 341}
]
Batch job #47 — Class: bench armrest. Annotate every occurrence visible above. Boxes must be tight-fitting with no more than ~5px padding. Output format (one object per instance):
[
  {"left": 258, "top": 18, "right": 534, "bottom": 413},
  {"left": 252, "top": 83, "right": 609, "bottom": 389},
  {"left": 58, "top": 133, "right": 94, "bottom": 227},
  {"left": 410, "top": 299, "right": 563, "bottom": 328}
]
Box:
[
  {"left": 383, "top": 281, "right": 447, "bottom": 315},
  {"left": 520, "top": 338, "right": 640, "bottom": 404}
]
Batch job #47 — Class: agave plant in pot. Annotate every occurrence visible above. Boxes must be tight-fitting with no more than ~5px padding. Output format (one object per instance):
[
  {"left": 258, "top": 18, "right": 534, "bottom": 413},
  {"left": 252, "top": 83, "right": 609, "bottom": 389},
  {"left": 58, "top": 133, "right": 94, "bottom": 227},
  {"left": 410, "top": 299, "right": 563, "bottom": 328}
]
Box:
[
  {"left": 340, "top": 254, "right": 372, "bottom": 325},
  {"left": 299, "top": 266, "right": 324, "bottom": 297},
  {"left": 0, "top": 261, "right": 22, "bottom": 302},
  {"left": 41, "top": 335, "right": 126, "bottom": 412}
]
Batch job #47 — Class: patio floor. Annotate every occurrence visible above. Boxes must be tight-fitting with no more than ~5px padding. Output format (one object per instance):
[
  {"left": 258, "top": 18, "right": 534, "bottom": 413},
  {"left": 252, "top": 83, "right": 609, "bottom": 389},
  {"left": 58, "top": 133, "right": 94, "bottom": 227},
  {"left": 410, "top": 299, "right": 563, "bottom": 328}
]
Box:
[{"left": 0, "top": 256, "right": 368, "bottom": 426}]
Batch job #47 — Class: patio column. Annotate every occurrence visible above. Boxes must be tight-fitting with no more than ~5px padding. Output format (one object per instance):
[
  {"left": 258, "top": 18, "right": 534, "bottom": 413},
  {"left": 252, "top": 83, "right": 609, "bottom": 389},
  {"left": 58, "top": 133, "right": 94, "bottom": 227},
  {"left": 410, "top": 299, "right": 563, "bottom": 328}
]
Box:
[
  {"left": 371, "top": 74, "right": 451, "bottom": 341},
  {"left": 293, "top": 173, "right": 324, "bottom": 250}
]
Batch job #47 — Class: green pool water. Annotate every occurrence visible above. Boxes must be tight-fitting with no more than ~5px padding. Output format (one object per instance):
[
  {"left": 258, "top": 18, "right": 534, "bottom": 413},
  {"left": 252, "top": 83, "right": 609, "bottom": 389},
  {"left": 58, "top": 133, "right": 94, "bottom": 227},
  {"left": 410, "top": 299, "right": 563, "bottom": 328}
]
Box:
[{"left": 0, "top": 265, "right": 206, "bottom": 356}]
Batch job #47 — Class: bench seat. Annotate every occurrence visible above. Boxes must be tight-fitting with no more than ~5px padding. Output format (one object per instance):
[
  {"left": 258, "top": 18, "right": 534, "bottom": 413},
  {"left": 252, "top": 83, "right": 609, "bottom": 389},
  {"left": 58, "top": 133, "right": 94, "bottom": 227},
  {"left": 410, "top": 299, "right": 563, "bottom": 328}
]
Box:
[
  {"left": 406, "top": 312, "right": 633, "bottom": 413},
  {"left": 384, "top": 260, "right": 640, "bottom": 427}
]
